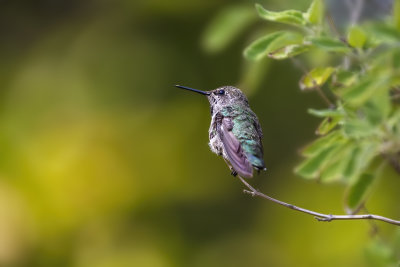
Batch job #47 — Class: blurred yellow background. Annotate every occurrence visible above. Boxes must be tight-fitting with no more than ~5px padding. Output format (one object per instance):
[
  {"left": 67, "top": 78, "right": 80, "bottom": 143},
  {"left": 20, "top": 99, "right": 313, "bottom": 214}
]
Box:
[{"left": 0, "top": 0, "right": 399, "bottom": 266}]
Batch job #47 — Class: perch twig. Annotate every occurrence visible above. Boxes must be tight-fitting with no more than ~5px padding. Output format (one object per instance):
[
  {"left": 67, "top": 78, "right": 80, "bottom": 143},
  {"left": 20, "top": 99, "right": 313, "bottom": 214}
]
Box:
[{"left": 237, "top": 176, "right": 400, "bottom": 226}]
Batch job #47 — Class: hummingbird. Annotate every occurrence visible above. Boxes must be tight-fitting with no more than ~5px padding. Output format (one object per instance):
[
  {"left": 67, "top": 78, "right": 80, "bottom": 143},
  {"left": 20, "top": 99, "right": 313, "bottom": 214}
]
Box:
[{"left": 176, "top": 85, "right": 266, "bottom": 178}]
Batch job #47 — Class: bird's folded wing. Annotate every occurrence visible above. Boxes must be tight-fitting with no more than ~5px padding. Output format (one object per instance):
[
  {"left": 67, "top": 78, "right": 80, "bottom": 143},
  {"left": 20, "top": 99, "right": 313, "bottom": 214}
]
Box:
[{"left": 219, "top": 117, "right": 253, "bottom": 178}]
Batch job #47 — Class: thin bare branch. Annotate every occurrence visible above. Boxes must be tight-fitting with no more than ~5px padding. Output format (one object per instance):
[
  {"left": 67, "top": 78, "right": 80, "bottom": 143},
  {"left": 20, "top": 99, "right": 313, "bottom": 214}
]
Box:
[
  {"left": 313, "top": 81, "right": 335, "bottom": 108},
  {"left": 237, "top": 176, "right": 400, "bottom": 226}
]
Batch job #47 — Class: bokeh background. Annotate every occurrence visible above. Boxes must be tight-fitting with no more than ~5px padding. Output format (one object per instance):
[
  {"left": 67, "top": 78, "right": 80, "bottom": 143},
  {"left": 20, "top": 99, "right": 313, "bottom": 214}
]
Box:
[{"left": 0, "top": 0, "right": 399, "bottom": 266}]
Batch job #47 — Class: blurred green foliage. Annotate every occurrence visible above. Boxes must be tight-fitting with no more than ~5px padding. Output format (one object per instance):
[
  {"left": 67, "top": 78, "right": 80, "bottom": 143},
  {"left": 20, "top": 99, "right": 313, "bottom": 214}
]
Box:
[{"left": 0, "top": 0, "right": 399, "bottom": 266}]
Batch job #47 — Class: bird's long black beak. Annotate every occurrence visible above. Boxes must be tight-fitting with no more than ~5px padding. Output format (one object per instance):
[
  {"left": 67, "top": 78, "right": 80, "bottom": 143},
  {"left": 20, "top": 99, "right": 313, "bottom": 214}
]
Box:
[{"left": 175, "top": 85, "right": 210, "bottom": 96}]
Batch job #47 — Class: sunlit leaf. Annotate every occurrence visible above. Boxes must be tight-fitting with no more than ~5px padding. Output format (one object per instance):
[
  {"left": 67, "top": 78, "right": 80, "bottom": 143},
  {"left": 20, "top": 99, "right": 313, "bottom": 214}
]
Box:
[
  {"left": 255, "top": 4, "right": 306, "bottom": 27},
  {"left": 308, "top": 36, "right": 351, "bottom": 53},
  {"left": 348, "top": 26, "right": 367, "bottom": 48},
  {"left": 305, "top": 0, "right": 323, "bottom": 25},
  {"left": 202, "top": 5, "right": 257, "bottom": 53},
  {"left": 345, "top": 173, "right": 377, "bottom": 214},
  {"left": 268, "top": 44, "right": 310, "bottom": 60},
  {"left": 243, "top": 31, "right": 287, "bottom": 61},
  {"left": 299, "top": 67, "right": 335, "bottom": 90}
]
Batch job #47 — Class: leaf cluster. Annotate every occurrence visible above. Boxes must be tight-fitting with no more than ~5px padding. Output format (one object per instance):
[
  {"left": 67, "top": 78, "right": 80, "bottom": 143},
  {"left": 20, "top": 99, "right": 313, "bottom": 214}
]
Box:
[{"left": 244, "top": 0, "right": 400, "bottom": 213}]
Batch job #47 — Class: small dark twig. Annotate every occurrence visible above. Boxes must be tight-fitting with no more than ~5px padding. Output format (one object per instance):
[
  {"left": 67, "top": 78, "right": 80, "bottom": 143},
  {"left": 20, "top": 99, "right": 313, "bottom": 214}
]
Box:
[
  {"left": 237, "top": 176, "right": 400, "bottom": 226},
  {"left": 290, "top": 57, "right": 308, "bottom": 75},
  {"left": 313, "top": 81, "right": 335, "bottom": 108},
  {"left": 290, "top": 58, "right": 334, "bottom": 107},
  {"left": 326, "top": 12, "right": 347, "bottom": 45}
]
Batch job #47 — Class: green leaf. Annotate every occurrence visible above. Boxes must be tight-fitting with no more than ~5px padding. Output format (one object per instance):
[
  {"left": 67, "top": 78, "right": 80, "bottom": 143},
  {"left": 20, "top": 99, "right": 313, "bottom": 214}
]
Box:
[
  {"left": 316, "top": 116, "right": 341, "bottom": 135},
  {"left": 268, "top": 44, "right": 310, "bottom": 60},
  {"left": 331, "top": 70, "right": 358, "bottom": 88},
  {"left": 394, "top": 0, "right": 400, "bottom": 31},
  {"left": 266, "top": 31, "right": 304, "bottom": 52},
  {"left": 301, "top": 131, "right": 341, "bottom": 157},
  {"left": 342, "top": 146, "right": 362, "bottom": 181},
  {"left": 202, "top": 5, "right": 257, "bottom": 53},
  {"left": 299, "top": 67, "right": 335, "bottom": 90},
  {"left": 342, "top": 119, "right": 376, "bottom": 138},
  {"left": 295, "top": 143, "right": 340, "bottom": 179},
  {"left": 255, "top": 4, "right": 306, "bottom": 27},
  {"left": 363, "top": 88, "right": 391, "bottom": 125},
  {"left": 320, "top": 143, "right": 354, "bottom": 182},
  {"left": 308, "top": 36, "right": 351, "bottom": 53},
  {"left": 243, "top": 31, "right": 287, "bottom": 61},
  {"left": 348, "top": 26, "right": 367, "bottom": 48},
  {"left": 368, "top": 23, "right": 400, "bottom": 43},
  {"left": 308, "top": 108, "right": 344, "bottom": 118},
  {"left": 305, "top": 0, "right": 324, "bottom": 25},
  {"left": 340, "top": 77, "right": 375, "bottom": 105},
  {"left": 343, "top": 142, "right": 379, "bottom": 183},
  {"left": 339, "top": 76, "right": 390, "bottom": 106},
  {"left": 244, "top": 31, "right": 304, "bottom": 61},
  {"left": 345, "top": 173, "right": 377, "bottom": 213}
]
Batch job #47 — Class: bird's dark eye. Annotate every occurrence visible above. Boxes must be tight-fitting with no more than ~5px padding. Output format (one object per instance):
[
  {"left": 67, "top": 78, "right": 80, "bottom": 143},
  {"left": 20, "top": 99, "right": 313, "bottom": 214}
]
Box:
[{"left": 217, "top": 89, "right": 225, "bottom": 95}]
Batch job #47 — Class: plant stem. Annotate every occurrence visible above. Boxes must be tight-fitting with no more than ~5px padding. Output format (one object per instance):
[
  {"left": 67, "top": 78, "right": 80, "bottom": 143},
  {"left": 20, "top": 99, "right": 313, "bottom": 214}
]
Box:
[
  {"left": 290, "top": 58, "right": 334, "bottom": 107},
  {"left": 237, "top": 176, "right": 400, "bottom": 226}
]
